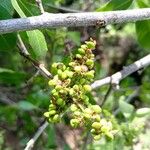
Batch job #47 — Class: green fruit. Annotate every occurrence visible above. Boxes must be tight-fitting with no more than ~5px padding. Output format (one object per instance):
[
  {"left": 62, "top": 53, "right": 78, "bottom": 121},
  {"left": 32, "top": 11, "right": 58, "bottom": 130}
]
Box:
[
  {"left": 83, "top": 85, "right": 91, "bottom": 92},
  {"left": 49, "top": 104, "right": 56, "bottom": 109},
  {"left": 86, "top": 59, "right": 94, "bottom": 66},
  {"left": 52, "top": 114, "right": 60, "bottom": 122},
  {"left": 85, "top": 41, "right": 96, "bottom": 49},
  {"left": 57, "top": 69, "right": 62, "bottom": 76},
  {"left": 49, "top": 110, "right": 56, "bottom": 116},
  {"left": 44, "top": 112, "right": 50, "bottom": 118},
  {"left": 55, "top": 85, "right": 62, "bottom": 90},
  {"left": 70, "top": 104, "right": 77, "bottom": 112},
  {"left": 56, "top": 98, "right": 63, "bottom": 105},
  {"left": 69, "top": 88, "right": 75, "bottom": 96},
  {"left": 74, "top": 66, "right": 82, "bottom": 72},
  {"left": 93, "top": 135, "right": 101, "bottom": 140},
  {"left": 76, "top": 54, "right": 82, "bottom": 59},
  {"left": 52, "top": 63, "right": 58, "bottom": 69},
  {"left": 92, "top": 122, "right": 101, "bottom": 129},
  {"left": 101, "top": 126, "right": 109, "bottom": 133},
  {"left": 48, "top": 80, "right": 56, "bottom": 86},
  {"left": 85, "top": 71, "right": 94, "bottom": 79},
  {"left": 78, "top": 48, "right": 85, "bottom": 54},
  {"left": 70, "top": 119, "right": 79, "bottom": 128},
  {"left": 81, "top": 44, "right": 88, "bottom": 50},
  {"left": 91, "top": 105, "right": 102, "bottom": 113},
  {"left": 61, "top": 72, "right": 67, "bottom": 79}
]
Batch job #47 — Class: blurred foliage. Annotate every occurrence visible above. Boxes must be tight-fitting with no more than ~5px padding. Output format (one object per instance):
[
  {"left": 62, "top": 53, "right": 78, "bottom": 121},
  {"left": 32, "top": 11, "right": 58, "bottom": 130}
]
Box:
[{"left": 0, "top": 0, "right": 150, "bottom": 149}]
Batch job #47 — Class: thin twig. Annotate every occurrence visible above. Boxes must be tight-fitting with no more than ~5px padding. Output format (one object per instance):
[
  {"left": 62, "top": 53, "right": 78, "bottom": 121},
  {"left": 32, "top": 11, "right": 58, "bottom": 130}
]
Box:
[
  {"left": 24, "top": 121, "right": 49, "bottom": 150},
  {"left": 17, "top": 34, "right": 53, "bottom": 79},
  {"left": 1, "top": 8, "right": 150, "bottom": 34},
  {"left": 91, "top": 54, "right": 150, "bottom": 89},
  {"left": 35, "top": 0, "right": 45, "bottom": 14}
]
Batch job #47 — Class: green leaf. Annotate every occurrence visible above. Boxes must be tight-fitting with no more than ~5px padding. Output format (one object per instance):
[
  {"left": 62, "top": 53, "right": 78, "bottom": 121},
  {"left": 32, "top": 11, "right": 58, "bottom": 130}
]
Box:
[
  {"left": 0, "top": 67, "right": 26, "bottom": 85},
  {"left": 136, "top": 108, "right": 150, "bottom": 117},
  {"left": 97, "top": 0, "right": 133, "bottom": 11},
  {"left": 136, "top": 0, "right": 150, "bottom": 49},
  {"left": 0, "top": 0, "right": 14, "bottom": 15},
  {"left": 12, "top": 0, "right": 48, "bottom": 59},
  {"left": 136, "top": 21, "right": 150, "bottom": 49},
  {"left": 0, "top": 4, "right": 17, "bottom": 51},
  {"left": 119, "top": 96, "right": 134, "bottom": 118},
  {"left": 26, "top": 30, "right": 48, "bottom": 59},
  {"left": 17, "top": 101, "right": 37, "bottom": 111}
]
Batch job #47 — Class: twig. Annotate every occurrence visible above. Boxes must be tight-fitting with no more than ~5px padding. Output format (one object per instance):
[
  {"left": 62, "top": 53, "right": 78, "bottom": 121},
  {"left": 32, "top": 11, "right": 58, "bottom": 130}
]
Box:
[
  {"left": 24, "top": 121, "right": 49, "bottom": 150},
  {"left": 35, "top": 0, "right": 45, "bottom": 14},
  {"left": 17, "top": 34, "right": 53, "bottom": 79},
  {"left": 91, "top": 54, "right": 150, "bottom": 89},
  {"left": 1, "top": 8, "right": 150, "bottom": 34}
]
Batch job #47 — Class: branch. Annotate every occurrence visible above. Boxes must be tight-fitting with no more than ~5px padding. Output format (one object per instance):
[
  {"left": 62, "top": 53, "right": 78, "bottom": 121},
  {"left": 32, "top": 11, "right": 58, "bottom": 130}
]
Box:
[
  {"left": 17, "top": 34, "right": 53, "bottom": 79},
  {"left": 35, "top": 0, "right": 45, "bottom": 14},
  {"left": 24, "top": 121, "right": 49, "bottom": 150},
  {"left": 1, "top": 8, "right": 150, "bottom": 34},
  {"left": 91, "top": 54, "right": 150, "bottom": 89}
]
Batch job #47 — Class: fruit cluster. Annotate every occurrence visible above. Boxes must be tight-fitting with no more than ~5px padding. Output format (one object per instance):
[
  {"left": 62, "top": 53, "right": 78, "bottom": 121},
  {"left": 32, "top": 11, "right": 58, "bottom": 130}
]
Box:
[{"left": 44, "top": 38, "right": 113, "bottom": 140}]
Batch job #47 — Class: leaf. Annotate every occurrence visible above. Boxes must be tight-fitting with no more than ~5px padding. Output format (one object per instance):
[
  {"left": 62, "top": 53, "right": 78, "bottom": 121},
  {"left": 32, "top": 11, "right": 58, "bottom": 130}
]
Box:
[
  {"left": 119, "top": 96, "right": 134, "bottom": 118},
  {"left": 0, "top": 67, "right": 26, "bottom": 85},
  {"left": 136, "top": 21, "right": 150, "bottom": 49},
  {"left": 26, "top": 30, "right": 48, "bottom": 59},
  {"left": 17, "top": 101, "right": 37, "bottom": 111},
  {"left": 0, "top": 4, "right": 17, "bottom": 51},
  {"left": 136, "top": 1, "right": 150, "bottom": 49},
  {"left": 12, "top": 0, "right": 48, "bottom": 59},
  {"left": 97, "top": 0, "right": 133, "bottom": 11},
  {"left": 0, "top": 0, "right": 14, "bottom": 15},
  {"left": 136, "top": 108, "right": 150, "bottom": 117}
]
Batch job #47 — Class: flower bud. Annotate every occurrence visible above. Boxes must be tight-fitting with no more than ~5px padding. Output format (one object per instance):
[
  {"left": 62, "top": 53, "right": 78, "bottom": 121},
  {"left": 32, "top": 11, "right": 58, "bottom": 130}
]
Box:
[
  {"left": 83, "top": 85, "right": 91, "bottom": 92},
  {"left": 70, "top": 119, "right": 79, "bottom": 128},
  {"left": 91, "top": 105, "right": 102, "bottom": 113},
  {"left": 52, "top": 114, "right": 60, "bottom": 122},
  {"left": 76, "top": 54, "right": 82, "bottom": 59},
  {"left": 70, "top": 104, "right": 77, "bottom": 112},
  {"left": 56, "top": 98, "right": 63, "bottom": 105},
  {"left": 74, "top": 66, "right": 82, "bottom": 73},
  {"left": 92, "top": 122, "right": 101, "bottom": 129},
  {"left": 85, "top": 41, "right": 96, "bottom": 49},
  {"left": 93, "top": 135, "right": 101, "bottom": 140},
  {"left": 44, "top": 112, "right": 50, "bottom": 118},
  {"left": 86, "top": 59, "right": 94, "bottom": 67},
  {"left": 49, "top": 110, "right": 56, "bottom": 116},
  {"left": 78, "top": 48, "right": 85, "bottom": 54}
]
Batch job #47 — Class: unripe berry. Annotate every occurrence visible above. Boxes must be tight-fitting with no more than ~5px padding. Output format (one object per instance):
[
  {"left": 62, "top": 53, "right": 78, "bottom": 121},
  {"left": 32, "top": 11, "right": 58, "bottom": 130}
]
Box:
[
  {"left": 76, "top": 54, "right": 82, "bottom": 59},
  {"left": 61, "top": 72, "right": 67, "bottom": 79},
  {"left": 86, "top": 59, "right": 94, "bottom": 67},
  {"left": 69, "top": 88, "right": 75, "bottom": 96},
  {"left": 56, "top": 98, "right": 63, "bottom": 105},
  {"left": 83, "top": 85, "right": 91, "bottom": 92},
  {"left": 44, "top": 112, "right": 50, "bottom": 118},
  {"left": 52, "top": 114, "right": 60, "bottom": 122},
  {"left": 49, "top": 104, "right": 56, "bottom": 109},
  {"left": 81, "top": 44, "right": 88, "bottom": 50},
  {"left": 57, "top": 69, "right": 62, "bottom": 76},
  {"left": 55, "top": 85, "right": 62, "bottom": 91},
  {"left": 74, "top": 66, "right": 82, "bottom": 73},
  {"left": 48, "top": 80, "right": 56, "bottom": 86},
  {"left": 52, "top": 63, "right": 58, "bottom": 69},
  {"left": 70, "top": 119, "right": 79, "bottom": 128},
  {"left": 49, "top": 110, "right": 56, "bottom": 116},
  {"left": 91, "top": 105, "right": 102, "bottom": 113},
  {"left": 93, "top": 135, "right": 101, "bottom": 141},
  {"left": 70, "top": 104, "right": 77, "bottom": 112},
  {"left": 92, "top": 122, "right": 101, "bottom": 129},
  {"left": 85, "top": 41, "right": 96, "bottom": 49},
  {"left": 78, "top": 48, "right": 85, "bottom": 54},
  {"left": 85, "top": 71, "right": 94, "bottom": 79}
]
